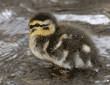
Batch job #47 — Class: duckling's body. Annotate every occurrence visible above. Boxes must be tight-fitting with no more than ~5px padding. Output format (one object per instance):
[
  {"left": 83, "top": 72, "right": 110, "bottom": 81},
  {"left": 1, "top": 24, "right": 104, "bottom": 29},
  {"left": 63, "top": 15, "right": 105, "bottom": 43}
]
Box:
[
  {"left": 29, "top": 12, "right": 102, "bottom": 70},
  {"left": 46, "top": 24, "right": 102, "bottom": 69}
]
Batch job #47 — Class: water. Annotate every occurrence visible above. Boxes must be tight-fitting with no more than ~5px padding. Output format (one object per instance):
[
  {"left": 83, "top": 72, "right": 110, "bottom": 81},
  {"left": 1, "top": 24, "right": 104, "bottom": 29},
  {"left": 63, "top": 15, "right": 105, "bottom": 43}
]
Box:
[{"left": 0, "top": 0, "right": 110, "bottom": 85}]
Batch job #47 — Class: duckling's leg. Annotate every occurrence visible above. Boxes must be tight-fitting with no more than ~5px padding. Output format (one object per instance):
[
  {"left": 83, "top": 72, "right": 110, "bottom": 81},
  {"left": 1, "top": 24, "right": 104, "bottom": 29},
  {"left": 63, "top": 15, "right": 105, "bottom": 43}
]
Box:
[
  {"left": 50, "top": 64, "right": 69, "bottom": 80},
  {"left": 59, "top": 69, "right": 68, "bottom": 80},
  {"left": 46, "top": 62, "right": 53, "bottom": 67}
]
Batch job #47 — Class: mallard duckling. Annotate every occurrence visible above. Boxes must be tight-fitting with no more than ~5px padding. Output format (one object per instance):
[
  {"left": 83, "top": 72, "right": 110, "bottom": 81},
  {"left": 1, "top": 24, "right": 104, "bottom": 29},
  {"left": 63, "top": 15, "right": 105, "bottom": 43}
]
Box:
[{"left": 28, "top": 12, "right": 102, "bottom": 71}]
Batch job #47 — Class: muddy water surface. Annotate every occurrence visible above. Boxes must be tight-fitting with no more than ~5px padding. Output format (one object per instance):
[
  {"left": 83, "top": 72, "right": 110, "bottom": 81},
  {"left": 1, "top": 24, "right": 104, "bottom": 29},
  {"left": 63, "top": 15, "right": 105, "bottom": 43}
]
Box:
[{"left": 0, "top": 0, "right": 110, "bottom": 85}]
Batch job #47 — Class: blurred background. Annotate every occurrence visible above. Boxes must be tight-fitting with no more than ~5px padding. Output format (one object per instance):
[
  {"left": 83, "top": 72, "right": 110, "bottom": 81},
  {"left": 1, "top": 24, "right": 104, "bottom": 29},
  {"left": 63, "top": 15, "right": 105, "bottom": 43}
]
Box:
[{"left": 0, "top": 0, "right": 110, "bottom": 85}]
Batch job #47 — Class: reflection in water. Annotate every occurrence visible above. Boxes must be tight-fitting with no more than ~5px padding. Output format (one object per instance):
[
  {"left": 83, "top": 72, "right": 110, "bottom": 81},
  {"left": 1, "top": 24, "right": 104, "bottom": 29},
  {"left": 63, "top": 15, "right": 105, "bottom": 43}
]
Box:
[
  {"left": 55, "top": 14, "right": 110, "bottom": 25},
  {"left": 0, "top": 9, "right": 16, "bottom": 23},
  {"left": 93, "top": 36, "right": 110, "bottom": 55},
  {"left": 50, "top": 0, "right": 58, "bottom": 3}
]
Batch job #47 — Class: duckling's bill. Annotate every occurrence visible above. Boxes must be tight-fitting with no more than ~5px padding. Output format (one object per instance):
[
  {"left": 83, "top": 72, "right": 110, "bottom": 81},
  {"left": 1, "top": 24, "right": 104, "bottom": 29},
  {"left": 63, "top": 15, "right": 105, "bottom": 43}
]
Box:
[{"left": 17, "top": 32, "right": 32, "bottom": 35}]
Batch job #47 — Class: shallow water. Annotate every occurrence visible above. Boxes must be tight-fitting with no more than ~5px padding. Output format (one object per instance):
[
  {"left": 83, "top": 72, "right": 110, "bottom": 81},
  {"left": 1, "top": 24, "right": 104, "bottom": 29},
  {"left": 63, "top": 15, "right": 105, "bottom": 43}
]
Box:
[{"left": 0, "top": 0, "right": 110, "bottom": 85}]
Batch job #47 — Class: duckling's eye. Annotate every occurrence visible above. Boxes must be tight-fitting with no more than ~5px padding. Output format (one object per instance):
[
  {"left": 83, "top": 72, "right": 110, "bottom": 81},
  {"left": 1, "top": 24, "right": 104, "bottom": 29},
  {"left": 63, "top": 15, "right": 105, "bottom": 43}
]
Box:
[
  {"left": 35, "top": 23, "right": 40, "bottom": 27},
  {"left": 43, "top": 27, "right": 49, "bottom": 30}
]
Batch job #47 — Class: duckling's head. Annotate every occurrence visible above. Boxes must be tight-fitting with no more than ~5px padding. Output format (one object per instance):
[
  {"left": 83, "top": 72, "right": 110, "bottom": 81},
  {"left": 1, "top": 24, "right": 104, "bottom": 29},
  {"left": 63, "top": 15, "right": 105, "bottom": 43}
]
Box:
[{"left": 28, "top": 12, "right": 57, "bottom": 36}]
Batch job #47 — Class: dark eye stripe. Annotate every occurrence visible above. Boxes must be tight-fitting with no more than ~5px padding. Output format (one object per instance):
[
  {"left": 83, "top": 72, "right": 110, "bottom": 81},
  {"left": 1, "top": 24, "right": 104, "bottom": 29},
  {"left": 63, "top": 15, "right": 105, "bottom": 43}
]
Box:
[
  {"left": 30, "top": 23, "right": 40, "bottom": 28},
  {"left": 41, "top": 24, "right": 49, "bottom": 27},
  {"left": 30, "top": 25, "right": 34, "bottom": 29},
  {"left": 30, "top": 23, "right": 49, "bottom": 29}
]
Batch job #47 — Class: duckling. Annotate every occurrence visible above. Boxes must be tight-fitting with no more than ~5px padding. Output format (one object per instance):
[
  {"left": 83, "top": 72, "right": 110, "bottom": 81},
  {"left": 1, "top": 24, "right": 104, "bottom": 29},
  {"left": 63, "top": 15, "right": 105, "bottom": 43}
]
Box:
[{"left": 28, "top": 12, "right": 102, "bottom": 71}]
